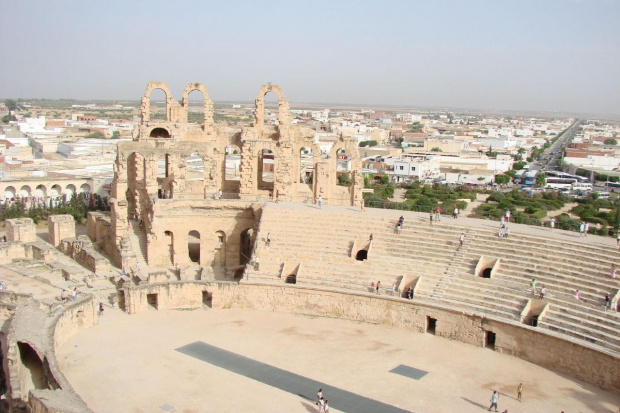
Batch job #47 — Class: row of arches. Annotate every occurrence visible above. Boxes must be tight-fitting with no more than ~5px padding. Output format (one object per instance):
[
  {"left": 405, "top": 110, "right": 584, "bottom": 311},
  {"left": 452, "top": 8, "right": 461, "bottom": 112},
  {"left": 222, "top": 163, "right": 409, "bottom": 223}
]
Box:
[
  {"left": 3, "top": 183, "right": 91, "bottom": 199},
  {"left": 160, "top": 228, "right": 253, "bottom": 267}
]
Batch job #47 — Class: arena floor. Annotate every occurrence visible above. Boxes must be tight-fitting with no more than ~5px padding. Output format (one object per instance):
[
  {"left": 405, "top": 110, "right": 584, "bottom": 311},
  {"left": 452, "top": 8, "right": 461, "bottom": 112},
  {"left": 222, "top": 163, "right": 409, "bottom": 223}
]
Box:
[{"left": 57, "top": 307, "right": 620, "bottom": 413}]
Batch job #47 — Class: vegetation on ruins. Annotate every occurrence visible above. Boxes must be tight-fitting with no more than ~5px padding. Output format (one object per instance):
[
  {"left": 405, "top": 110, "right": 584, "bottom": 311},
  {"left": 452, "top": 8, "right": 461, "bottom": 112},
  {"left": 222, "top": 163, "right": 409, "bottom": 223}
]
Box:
[
  {"left": 0, "top": 195, "right": 109, "bottom": 225},
  {"left": 359, "top": 140, "right": 378, "bottom": 147},
  {"left": 85, "top": 131, "right": 106, "bottom": 139},
  {"left": 604, "top": 138, "right": 618, "bottom": 146}
]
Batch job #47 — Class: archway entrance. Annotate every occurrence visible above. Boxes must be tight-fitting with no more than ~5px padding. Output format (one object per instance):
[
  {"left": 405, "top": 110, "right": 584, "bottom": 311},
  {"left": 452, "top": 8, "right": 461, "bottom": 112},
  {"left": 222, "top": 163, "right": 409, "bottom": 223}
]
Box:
[
  {"left": 355, "top": 250, "right": 368, "bottom": 261},
  {"left": 165, "top": 231, "right": 174, "bottom": 265},
  {"left": 258, "top": 149, "right": 275, "bottom": 191},
  {"left": 300, "top": 146, "right": 314, "bottom": 185},
  {"left": 214, "top": 231, "right": 226, "bottom": 267},
  {"left": 17, "top": 342, "right": 48, "bottom": 393},
  {"left": 240, "top": 228, "right": 253, "bottom": 265},
  {"left": 188, "top": 230, "right": 200, "bottom": 263}
]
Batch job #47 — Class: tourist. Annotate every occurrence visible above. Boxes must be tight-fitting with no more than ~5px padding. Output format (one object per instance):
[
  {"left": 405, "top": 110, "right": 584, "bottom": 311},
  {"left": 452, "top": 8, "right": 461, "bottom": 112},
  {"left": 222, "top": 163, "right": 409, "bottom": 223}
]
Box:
[
  {"left": 376, "top": 280, "right": 381, "bottom": 294},
  {"left": 218, "top": 189, "right": 223, "bottom": 200},
  {"left": 318, "top": 195, "right": 322, "bottom": 209},
  {"left": 429, "top": 211, "right": 433, "bottom": 225},
  {"left": 399, "top": 216, "right": 405, "bottom": 227},
  {"left": 504, "top": 227, "right": 510, "bottom": 238},
  {"left": 574, "top": 289, "right": 581, "bottom": 300},
  {"left": 539, "top": 286, "right": 546, "bottom": 299},
  {"left": 617, "top": 232, "right": 620, "bottom": 250},
  {"left": 550, "top": 217, "right": 555, "bottom": 230},
  {"left": 500, "top": 216, "right": 505, "bottom": 226},
  {"left": 530, "top": 278, "right": 536, "bottom": 295},
  {"left": 323, "top": 400, "right": 329, "bottom": 413},
  {"left": 453, "top": 204, "right": 459, "bottom": 219},
  {"left": 505, "top": 209, "right": 511, "bottom": 222},
  {"left": 121, "top": 266, "right": 127, "bottom": 276},
  {"left": 71, "top": 287, "right": 78, "bottom": 300},
  {"left": 361, "top": 198, "right": 365, "bottom": 212},
  {"left": 61, "top": 289, "right": 67, "bottom": 301},
  {"left": 517, "top": 382, "right": 523, "bottom": 402},
  {"left": 579, "top": 222, "right": 585, "bottom": 238},
  {"left": 488, "top": 390, "right": 499, "bottom": 412},
  {"left": 459, "top": 232, "right": 464, "bottom": 248},
  {"left": 584, "top": 222, "right": 589, "bottom": 238},
  {"left": 605, "top": 293, "right": 611, "bottom": 310},
  {"left": 99, "top": 302, "right": 104, "bottom": 316},
  {"left": 611, "top": 264, "right": 616, "bottom": 279},
  {"left": 369, "top": 234, "right": 373, "bottom": 244},
  {"left": 395, "top": 222, "right": 401, "bottom": 234},
  {"left": 407, "top": 285, "right": 413, "bottom": 299},
  {"left": 275, "top": 190, "right": 279, "bottom": 203},
  {"left": 435, "top": 206, "right": 441, "bottom": 221},
  {"left": 316, "top": 389, "right": 324, "bottom": 412},
  {"left": 370, "top": 281, "right": 375, "bottom": 292},
  {"left": 266, "top": 232, "right": 271, "bottom": 247}
]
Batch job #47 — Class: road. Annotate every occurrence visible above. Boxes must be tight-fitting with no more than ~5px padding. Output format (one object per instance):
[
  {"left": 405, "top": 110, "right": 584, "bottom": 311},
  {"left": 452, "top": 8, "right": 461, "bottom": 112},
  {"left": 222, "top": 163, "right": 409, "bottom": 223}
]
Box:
[{"left": 530, "top": 119, "right": 580, "bottom": 172}]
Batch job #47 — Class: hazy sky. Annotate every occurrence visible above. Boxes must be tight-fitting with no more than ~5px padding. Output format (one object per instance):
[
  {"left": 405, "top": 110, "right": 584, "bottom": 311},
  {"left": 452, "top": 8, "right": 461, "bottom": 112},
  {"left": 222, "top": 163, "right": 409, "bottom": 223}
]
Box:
[{"left": 1, "top": 0, "right": 619, "bottom": 115}]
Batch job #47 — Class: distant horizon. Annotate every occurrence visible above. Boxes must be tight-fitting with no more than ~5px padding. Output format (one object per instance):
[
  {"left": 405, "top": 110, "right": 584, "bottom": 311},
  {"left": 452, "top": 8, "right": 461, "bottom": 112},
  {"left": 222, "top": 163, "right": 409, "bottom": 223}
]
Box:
[{"left": 2, "top": 1, "right": 619, "bottom": 118}]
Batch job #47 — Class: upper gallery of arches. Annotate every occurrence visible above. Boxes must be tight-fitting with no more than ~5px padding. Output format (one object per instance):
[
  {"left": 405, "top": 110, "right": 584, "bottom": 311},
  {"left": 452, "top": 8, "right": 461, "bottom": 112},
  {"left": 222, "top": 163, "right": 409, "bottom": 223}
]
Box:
[
  {"left": 139, "top": 81, "right": 216, "bottom": 142},
  {"left": 252, "top": 84, "right": 292, "bottom": 139}
]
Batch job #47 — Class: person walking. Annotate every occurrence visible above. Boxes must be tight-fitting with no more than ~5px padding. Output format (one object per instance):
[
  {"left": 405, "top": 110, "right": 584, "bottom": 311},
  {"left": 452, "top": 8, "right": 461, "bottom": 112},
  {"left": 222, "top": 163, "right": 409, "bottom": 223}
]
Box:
[
  {"left": 611, "top": 264, "right": 617, "bottom": 279},
  {"left": 361, "top": 198, "right": 365, "bottom": 212},
  {"left": 218, "top": 189, "right": 223, "bottom": 200},
  {"left": 435, "top": 206, "right": 442, "bottom": 221},
  {"left": 99, "top": 302, "right": 104, "bottom": 316},
  {"left": 505, "top": 209, "right": 511, "bottom": 222},
  {"left": 459, "top": 232, "right": 464, "bottom": 248},
  {"left": 318, "top": 195, "right": 322, "bottom": 209},
  {"left": 266, "top": 232, "right": 271, "bottom": 247},
  {"left": 429, "top": 211, "right": 433, "bottom": 225},
  {"left": 323, "top": 400, "right": 330, "bottom": 413},
  {"left": 539, "top": 286, "right": 546, "bottom": 299},
  {"left": 530, "top": 278, "right": 536, "bottom": 295},
  {"left": 550, "top": 217, "right": 555, "bottom": 230},
  {"left": 369, "top": 234, "right": 374, "bottom": 244},
  {"left": 579, "top": 222, "right": 585, "bottom": 238},
  {"left": 376, "top": 280, "right": 381, "bottom": 294},
  {"left": 605, "top": 293, "right": 611, "bottom": 310},
  {"left": 453, "top": 204, "right": 459, "bottom": 219},
  {"left": 584, "top": 222, "right": 589, "bottom": 238},
  {"left": 488, "top": 390, "right": 499, "bottom": 412},
  {"left": 517, "top": 382, "right": 523, "bottom": 402}
]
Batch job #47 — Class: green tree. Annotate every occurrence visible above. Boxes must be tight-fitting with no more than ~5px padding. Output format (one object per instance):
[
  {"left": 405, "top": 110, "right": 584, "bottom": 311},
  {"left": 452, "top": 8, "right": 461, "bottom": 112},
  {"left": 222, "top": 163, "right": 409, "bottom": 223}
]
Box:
[
  {"left": 535, "top": 172, "right": 546, "bottom": 187},
  {"left": 513, "top": 161, "right": 527, "bottom": 170},
  {"left": 4, "top": 99, "right": 17, "bottom": 119},
  {"left": 111, "top": 130, "right": 120, "bottom": 139},
  {"left": 85, "top": 131, "right": 106, "bottom": 139},
  {"left": 604, "top": 138, "right": 618, "bottom": 146},
  {"left": 495, "top": 175, "right": 510, "bottom": 185},
  {"left": 431, "top": 147, "right": 442, "bottom": 152},
  {"left": 518, "top": 147, "right": 526, "bottom": 155}
]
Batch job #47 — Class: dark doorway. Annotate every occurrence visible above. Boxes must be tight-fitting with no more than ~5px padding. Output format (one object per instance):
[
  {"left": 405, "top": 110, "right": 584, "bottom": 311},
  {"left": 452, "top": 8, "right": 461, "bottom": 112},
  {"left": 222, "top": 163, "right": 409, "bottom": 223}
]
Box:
[
  {"left": 355, "top": 250, "right": 368, "bottom": 261},
  {"left": 149, "top": 127, "right": 171, "bottom": 138},
  {"left": 17, "top": 342, "right": 47, "bottom": 391},
  {"left": 188, "top": 230, "right": 200, "bottom": 263},
  {"left": 202, "top": 291, "right": 212, "bottom": 308},
  {"left": 240, "top": 229, "right": 253, "bottom": 265},
  {"left": 147, "top": 293, "right": 158, "bottom": 310},
  {"left": 117, "top": 290, "right": 126, "bottom": 310},
  {"left": 426, "top": 316, "right": 437, "bottom": 335},
  {"left": 285, "top": 274, "right": 297, "bottom": 284},
  {"left": 531, "top": 315, "right": 539, "bottom": 327},
  {"left": 485, "top": 331, "right": 496, "bottom": 350},
  {"left": 481, "top": 268, "right": 492, "bottom": 278}
]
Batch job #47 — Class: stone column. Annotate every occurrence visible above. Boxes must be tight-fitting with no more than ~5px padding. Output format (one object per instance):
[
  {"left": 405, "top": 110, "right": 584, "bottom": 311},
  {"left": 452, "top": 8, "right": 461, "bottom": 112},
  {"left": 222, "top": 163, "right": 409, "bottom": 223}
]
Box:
[
  {"left": 48, "top": 215, "right": 76, "bottom": 247},
  {"left": 6, "top": 218, "right": 36, "bottom": 243}
]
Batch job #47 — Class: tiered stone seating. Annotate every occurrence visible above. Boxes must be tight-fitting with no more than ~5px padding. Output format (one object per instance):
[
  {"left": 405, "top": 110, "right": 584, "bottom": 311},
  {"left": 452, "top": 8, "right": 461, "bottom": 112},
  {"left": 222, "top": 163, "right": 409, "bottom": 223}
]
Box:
[{"left": 251, "top": 204, "right": 620, "bottom": 354}]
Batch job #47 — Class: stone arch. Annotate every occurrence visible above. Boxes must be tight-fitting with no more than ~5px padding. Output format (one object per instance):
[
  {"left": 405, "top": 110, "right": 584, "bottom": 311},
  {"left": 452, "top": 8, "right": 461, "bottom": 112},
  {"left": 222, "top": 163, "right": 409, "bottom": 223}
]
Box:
[
  {"left": 213, "top": 230, "right": 226, "bottom": 267},
  {"left": 149, "top": 127, "right": 171, "bottom": 138},
  {"left": 142, "top": 82, "right": 172, "bottom": 122},
  {"left": 188, "top": 230, "right": 201, "bottom": 263},
  {"left": 240, "top": 228, "right": 253, "bottom": 265},
  {"left": 186, "top": 152, "right": 205, "bottom": 192},
  {"left": 65, "top": 184, "right": 76, "bottom": 201},
  {"left": 253, "top": 84, "right": 291, "bottom": 137},
  {"left": 224, "top": 144, "right": 242, "bottom": 182},
  {"left": 181, "top": 83, "right": 214, "bottom": 128},
  {"left": 34, "top": 184, "right": 47, "bottom": 198},
  {"left": 17, "top": 341, "right": 48, "bottom": 394},
  {"left": 19, "top": 185, "right": 31, "bottom": 198},
  {"left": 258, "top": 148, "right": 275, "bottom": 191},
  {"left": 80, "top": 183, "right": 91, "bottom": 194},
  {"left": 4, "top": 186, "right": 16, "bottom": 199},
  {"left": 164, "top": 230, "right": 174, "bottom": 265}
]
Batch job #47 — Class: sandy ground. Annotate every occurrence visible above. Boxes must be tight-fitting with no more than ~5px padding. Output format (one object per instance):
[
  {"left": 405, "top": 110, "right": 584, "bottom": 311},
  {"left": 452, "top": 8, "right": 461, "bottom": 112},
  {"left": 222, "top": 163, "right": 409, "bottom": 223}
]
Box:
[{"left": 58, "top": 307, "right": 620, "bottom": 413}]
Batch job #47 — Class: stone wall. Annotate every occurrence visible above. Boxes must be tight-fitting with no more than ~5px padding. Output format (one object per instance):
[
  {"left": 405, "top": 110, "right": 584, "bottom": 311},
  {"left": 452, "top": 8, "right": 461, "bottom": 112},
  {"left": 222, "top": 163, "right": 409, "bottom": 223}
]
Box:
[
  {"left": 213, "top": 282, "right": 620, "bottom": 393},
  {"left": 6, "top": 218, "right": 36, "bottom": 243},
  {"left": 121, "top": 280, "right": 219, "bottom": 314},
  {"left": 48, "top": 215, "right": 76, "bottom": 247},
  {"left": 59, "top": 236, "right": 111, "bottom": 273},
  {"left": 0, "top": 242, "right": 27, "bottom": 265}
]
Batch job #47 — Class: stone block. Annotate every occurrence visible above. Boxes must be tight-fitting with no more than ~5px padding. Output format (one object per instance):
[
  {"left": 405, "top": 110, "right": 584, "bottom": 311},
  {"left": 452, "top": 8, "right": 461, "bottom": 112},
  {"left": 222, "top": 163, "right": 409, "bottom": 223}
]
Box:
[
  {"left": 48, "top": 215, "right": 76, "bottom": 247},
  {"left": 6, "top": 218, "right": 36, "bottom": 243}
]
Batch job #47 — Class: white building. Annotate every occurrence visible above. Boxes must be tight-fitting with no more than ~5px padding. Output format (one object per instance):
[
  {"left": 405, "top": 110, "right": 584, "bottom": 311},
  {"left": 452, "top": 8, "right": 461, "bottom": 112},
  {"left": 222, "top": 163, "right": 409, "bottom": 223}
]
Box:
[{"left": 390, "top": 155, "right": 440, "bottom": 183}]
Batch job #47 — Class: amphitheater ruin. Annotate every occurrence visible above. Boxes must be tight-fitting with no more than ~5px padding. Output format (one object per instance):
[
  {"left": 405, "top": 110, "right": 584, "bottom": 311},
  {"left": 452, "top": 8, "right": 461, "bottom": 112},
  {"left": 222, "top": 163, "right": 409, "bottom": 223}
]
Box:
[{"left": 0, "top": 82, "right": 619, "bottom": 412}]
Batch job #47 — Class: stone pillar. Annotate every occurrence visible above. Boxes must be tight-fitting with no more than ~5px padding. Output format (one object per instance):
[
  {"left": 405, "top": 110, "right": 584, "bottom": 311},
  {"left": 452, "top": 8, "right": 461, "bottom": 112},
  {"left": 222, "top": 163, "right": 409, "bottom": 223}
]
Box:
[
  {"left": 48, "top": 214, "right": 76, "bottom": 247},
  {"left": 6, "top": 218, "right": 36, "bottom": 243}
]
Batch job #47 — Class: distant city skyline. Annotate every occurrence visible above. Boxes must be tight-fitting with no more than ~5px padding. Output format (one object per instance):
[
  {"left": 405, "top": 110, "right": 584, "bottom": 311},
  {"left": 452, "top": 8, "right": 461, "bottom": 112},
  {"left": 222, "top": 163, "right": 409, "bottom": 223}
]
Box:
[{"left": 1, "top": 0, "right": 619, "bottom": 117}]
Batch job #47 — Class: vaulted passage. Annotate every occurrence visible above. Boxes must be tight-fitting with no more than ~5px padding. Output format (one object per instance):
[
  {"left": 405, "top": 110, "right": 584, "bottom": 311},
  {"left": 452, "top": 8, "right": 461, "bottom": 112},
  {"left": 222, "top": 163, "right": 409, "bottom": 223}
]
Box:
[{"left": 17, "top": 342, "right": 48, "bottom": 393}]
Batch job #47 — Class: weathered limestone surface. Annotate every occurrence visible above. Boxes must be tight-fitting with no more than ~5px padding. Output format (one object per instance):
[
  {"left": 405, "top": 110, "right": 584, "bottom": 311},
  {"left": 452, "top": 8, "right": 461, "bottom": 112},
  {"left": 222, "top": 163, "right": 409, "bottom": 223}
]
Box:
[
  {"left": 6, "top": 218, "right": 36, "bottom": 243},
  {"left": 48, "top": 215, "right": 76, "bottom": 247}
]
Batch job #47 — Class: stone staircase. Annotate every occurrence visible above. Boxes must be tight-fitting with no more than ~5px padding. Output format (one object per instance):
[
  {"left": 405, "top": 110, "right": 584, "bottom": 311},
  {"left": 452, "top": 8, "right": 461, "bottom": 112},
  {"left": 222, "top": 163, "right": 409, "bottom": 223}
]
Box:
[
  {"left": 128, "top": 220, "right": 151, "bottom": 279},
  {"left": 248, "top": 204, "right": 620, "bottom": 353}
]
